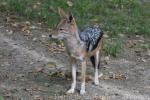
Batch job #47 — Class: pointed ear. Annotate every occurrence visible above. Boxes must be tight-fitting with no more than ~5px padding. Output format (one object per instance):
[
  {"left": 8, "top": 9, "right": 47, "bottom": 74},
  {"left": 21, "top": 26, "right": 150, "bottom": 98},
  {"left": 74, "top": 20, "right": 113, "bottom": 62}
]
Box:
[
  {"left": 58, "top": 8, "right": 67, "bottom": 19},
  {"left": 68, "top": 11, "right": 73, "bottom": 23}
]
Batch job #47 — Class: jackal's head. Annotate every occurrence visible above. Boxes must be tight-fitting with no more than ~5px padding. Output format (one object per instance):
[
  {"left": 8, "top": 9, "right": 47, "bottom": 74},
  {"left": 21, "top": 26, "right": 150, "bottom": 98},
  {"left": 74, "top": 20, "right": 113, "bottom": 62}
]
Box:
[{"left": 49, "top": 8, "right": 77, "bottom": 40}]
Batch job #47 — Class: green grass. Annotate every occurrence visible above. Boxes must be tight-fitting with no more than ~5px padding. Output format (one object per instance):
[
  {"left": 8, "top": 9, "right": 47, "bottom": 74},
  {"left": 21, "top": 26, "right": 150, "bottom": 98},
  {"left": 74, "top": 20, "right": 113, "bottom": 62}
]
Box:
[
  {"left": 0, "top": 95, "right": 4, "bottom": 100},
  {"left": 1, "top": 0, "right": 149, "bottom": 36},
  {"left": 0, "top": 0, "right": 150, "bottom": 56},
  {"left": 103, "top": 37, "right": 123, "bottom": 57}
]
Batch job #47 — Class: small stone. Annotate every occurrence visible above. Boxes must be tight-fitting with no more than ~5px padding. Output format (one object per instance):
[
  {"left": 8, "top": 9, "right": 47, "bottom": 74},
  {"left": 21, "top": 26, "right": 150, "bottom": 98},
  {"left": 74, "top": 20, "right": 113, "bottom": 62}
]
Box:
[
  {"left": 67, "top": 1, "right": 73, "bottom": 7},
  {"left": 101, "top": 96, "right": 107, "bottom": 100},
  {"left": 44, "top": 83, "right": 50, "bottom": 87},
  {"left": 12, "top": 23, "right": 19, "bottom": 27},
  {"left": 98, "top": 73, "right": 103, "bottom": 78},
  {"left": 136, "top": 35, "right": 140, "bottom": 37},
  {"left": 103, "top": 34, "right": 109, "bottom": 38},
  {"left": 8, "top": 30, "right": 13, "bottom": 35},
  {"left": 30, "top": 26, "right": 37, "bottom": 29},
  {"left": 4, "top": 62, "right": 10, "bottom": 66},
  {"left": 35, "top": 66, "right": 44, "bottom": 72},
  {"left": 16, "top": 74, "right": 25, "bottom": 78},
  {"left": 1, "top": 64, "right": 4, "bottom": 67},
  {"left": 30, "top": 62, "right": 34, "bottom": 65},
  {"left": 138, "top": 39, "right": 144, "bottom": 43},
  {"left": 33, "top": 95, "right": 43, "bottom": 100},
  {"left": 41, "top": 34, "right": 46, "bottom": 38},
  {"left": 0, "top": 26, "right": 4, "bottom": 28},
  {"left": 118, "top": 34, "right": 124, "bottom": 37},
  {"left": 1, "top": 2, "right": 7, "bottom": 6},
  {"left": 33, "top": 38, "right": 37, "bottom": 41},
  {"left": 141, "top": 58, "right": 146, "bottom": 62},
  {"left": 25, "top": 21, "right": 30, "bottom": 25},
  {"left": 105, "top": 56, "right": 110, "bottom": 61}
]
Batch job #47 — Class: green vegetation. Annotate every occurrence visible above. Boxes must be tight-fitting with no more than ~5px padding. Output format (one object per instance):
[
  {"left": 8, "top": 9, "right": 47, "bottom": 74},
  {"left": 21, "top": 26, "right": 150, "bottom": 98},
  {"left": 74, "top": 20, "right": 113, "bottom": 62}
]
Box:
[
  {"left": 0, "top": 0, "right": 149, "bottom": 56},
  {"left": 104, "top": 38, "right": 123, "bottom": 57},
  {"left": 0, "top": 95, "right": 4, "bottom": 100}
]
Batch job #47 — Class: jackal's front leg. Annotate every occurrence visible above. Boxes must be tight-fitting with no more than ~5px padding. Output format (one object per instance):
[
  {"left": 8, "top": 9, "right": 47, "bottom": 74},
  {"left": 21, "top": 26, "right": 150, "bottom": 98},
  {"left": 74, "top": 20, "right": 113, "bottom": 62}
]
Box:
[
  {"left": 80, "top": 60, "right": 87, "bottom": 95},
  {"left": 66, "top": 63, "right": 77, "bottom": 94}
]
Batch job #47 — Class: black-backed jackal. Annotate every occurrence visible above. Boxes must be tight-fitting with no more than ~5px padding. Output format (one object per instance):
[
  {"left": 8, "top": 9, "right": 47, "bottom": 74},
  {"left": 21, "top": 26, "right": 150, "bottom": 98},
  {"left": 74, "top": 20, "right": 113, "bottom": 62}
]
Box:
[{"left": 49, "top": 8, "right": 104, "bottom": 95}]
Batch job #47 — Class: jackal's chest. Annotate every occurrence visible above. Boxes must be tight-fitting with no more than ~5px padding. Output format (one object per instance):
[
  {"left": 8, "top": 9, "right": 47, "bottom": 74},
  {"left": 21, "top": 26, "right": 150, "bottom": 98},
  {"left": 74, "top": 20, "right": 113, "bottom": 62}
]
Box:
[{"left": 64, "top": 38, "right": 85, "bottom": 60}]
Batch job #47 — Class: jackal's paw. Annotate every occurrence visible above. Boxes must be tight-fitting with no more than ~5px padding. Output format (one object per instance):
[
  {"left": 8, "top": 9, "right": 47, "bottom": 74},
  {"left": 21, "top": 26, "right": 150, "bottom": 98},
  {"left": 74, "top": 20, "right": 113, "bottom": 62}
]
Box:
[
  {"left": 80, "top": 89, "right": 86, "bottom": 95},
  {"left": 66, "top": 89, "right": 75, "bottom": 94},
  {"left": 94, "top": 80, "right": 99, "bottom": 85},
  {"left": 94, "top": 78, "right": 99, "bottom": 85}
]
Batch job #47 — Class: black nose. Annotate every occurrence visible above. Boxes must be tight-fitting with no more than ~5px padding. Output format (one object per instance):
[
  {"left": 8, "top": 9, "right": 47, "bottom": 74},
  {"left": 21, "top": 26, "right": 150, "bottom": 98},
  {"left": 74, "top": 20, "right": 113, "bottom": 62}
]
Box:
[{"left": 49, "top": 34, "right": 52, "bottom": 38}]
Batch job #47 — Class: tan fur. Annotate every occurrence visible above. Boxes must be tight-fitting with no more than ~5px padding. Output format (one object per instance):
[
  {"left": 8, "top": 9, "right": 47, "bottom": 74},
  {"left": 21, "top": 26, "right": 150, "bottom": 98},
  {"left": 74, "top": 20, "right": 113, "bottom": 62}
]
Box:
[
  {"left": 87, "top": 38, "right": 103, "bottom": 57},
  {"left": 50, "top": 8, "right": 103, "bottom": 95}
]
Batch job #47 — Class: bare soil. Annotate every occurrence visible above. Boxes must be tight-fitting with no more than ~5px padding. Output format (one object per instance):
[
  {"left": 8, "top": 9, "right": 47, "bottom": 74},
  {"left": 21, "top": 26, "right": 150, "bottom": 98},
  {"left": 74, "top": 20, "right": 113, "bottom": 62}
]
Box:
[{"left": 0, "top": 13, "right": 150, "bottom": 100}]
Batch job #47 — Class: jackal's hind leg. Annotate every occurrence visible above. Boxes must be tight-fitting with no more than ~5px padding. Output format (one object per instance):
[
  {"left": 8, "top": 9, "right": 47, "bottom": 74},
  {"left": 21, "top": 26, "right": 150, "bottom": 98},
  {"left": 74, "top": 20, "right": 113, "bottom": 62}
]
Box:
[{"left": 94, "top": 50, "right": 100, "bottom": 85}]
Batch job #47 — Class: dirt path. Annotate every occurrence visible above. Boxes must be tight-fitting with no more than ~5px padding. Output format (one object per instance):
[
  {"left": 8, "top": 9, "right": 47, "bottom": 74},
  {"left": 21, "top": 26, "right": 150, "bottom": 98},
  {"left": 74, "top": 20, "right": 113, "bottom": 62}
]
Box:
[{"left": 0, "top": 14, "right": 150, "bottom": 100}]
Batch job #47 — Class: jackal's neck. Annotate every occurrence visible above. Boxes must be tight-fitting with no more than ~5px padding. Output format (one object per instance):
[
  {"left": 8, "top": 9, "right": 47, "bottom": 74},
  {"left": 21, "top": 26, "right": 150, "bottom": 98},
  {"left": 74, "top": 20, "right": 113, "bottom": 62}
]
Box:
[
  {"left": 71, "top": 21, "right": 82, "bottom": 44},
  {"left": 66, "top": 28, "right": 83, "bottom": 46},
  {"left": 75, "top": 29, "right": 82, "bottom": 44}
]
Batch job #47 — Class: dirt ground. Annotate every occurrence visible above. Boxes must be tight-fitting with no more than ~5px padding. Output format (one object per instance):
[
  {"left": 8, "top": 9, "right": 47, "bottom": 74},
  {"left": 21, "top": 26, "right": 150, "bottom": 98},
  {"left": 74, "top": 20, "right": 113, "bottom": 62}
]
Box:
[{"left": 0, "top": 13, "right": 150, "bottom": 100}]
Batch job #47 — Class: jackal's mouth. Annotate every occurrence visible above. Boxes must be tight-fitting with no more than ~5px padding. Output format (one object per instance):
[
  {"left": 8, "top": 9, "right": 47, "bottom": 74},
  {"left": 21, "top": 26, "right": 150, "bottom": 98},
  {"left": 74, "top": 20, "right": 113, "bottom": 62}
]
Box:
[{"left": 49, "top": 34, "right": 64, "bottom": 40}]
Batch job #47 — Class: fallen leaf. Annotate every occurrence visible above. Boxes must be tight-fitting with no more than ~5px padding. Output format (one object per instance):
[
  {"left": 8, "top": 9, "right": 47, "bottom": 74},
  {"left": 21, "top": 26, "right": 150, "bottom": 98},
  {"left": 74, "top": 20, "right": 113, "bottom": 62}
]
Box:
[
  {"left": 11, "top": 22, "right": 19, "bottom": 27},
  {"left": 101, "top": 96, "right": 107, "bottom": 100},
  {"left": 16, "top": 74, "right": 25, "bottom": 78},
  {"left": 94, "top": 95, "right": 107, "bottom": 100},
  {"left": 8, "top": 30, "right": 13, "bottom": 35},
  {"left": 33, "top": 95, "right": 43, "bottom": 100},
  {"left": 104, "top": 56, "right": 110, "bottom": 61},
  {"left": 33, "top": 5, "right": 37, "bottom": 9},
  {"left": 49, "top": 71, "right": 65, "bottom": 78},
  {"left": 141, "top": 58, "right": 146, "bottom": 62},
  {"left": 46, "top": 62, "right": 56, "bottom": 68},
  {"left": 77, "top": 75, "right": 92, "bottom": 82},
  {"left": 47, "top": 42, "right": 65, "bottom": 53},
  {"left": 99, "top": 72, "right": 126, "bottom": 80},
  {"left": 44, "top": 83, "right": 50, "bottom": 87},
  {"left": 38, "top": 87, "right": 47, "bottom": 92},
  {"left": 48, "top": 6, "right": 56, "bottom": 12},
  {"left": 91, "top": 18, "right": 99, "bottom": 22},
  {"left": 103, "top": 34, "right": 109, "bottom": 38},
  {"left": 98, "top": 73, "right": 103, "bottom": 78},
  {"left": 144, "top": 86, "right": 150, "bottom": 89},
  {"left": 118, "top": 34, "right": 125, "bottom": 37},
  {"left": 112, "top": 72, "right": 126, "bottom": 80},
  {"left": 25, "top": 21, "right": 30, "bottom": 25},
  {"left": 33, "top": 37, "right": 37, "bottom": 41},
  {"left": 21, "top": 26, "right": 28, "bottom": 32},
  {"left": 34, "top": 66, "right": 44, "bottom": 72},
  {"left": 41, "top": 34, "right": 46, "bottom": 38},
  {"left": 147, "top": 50, "right": 150, "bottom": 56},
  {"left": 125, "top": 40, "right": 136, "bottom": 48},
  {"left": 30, "top": 25, "right": 37, "bottom": 29}
]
